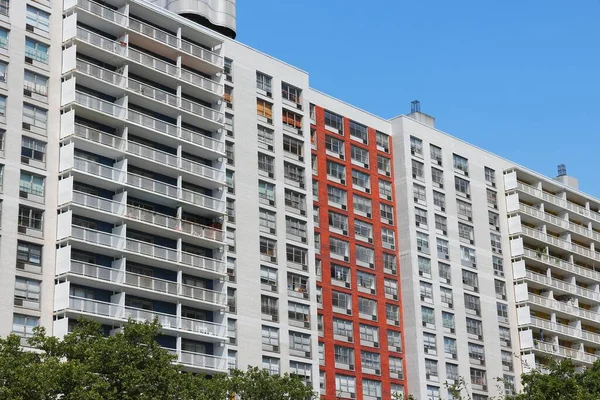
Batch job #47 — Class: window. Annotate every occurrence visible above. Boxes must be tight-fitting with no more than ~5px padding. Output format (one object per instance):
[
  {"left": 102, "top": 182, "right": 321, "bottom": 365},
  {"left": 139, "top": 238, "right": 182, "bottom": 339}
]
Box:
[
  {"left": 380, "top": 228, "right": 394, "bottom": 249},
  {"left": 464, "top": 294, "right": 481, "bottom": 315},
  {"left": 284, "top": 162, "right": 304, "bottom": 186},
  {"left": 256, "top": 71, "right": 272, "bottom": 93},
  {"left": 335, "top": 375, "right": 355, "bottom": 395},
  {"left": 282, "top": 82, "right": 301, "bottom": 104},
  {"left": 433, "top": 191, "right": 445, "bottom": 209},
  {"left": 462, "top": 270, "right": 479, "bottom": 290},
  {"left": 225, "top": 141, "right": 234, "bottom": 165},
  {"left": 256, "top": 99, "right": 273, "bottom": 119},
  {"left": 328, "top": 211, "right": 348, "bottom": 232},
  {"left": 262, "top": 356, "right": 279, "bottom": 375},
  {"left": 468, "top": 343, "right": 485, "bottom": 362},
  {"left": 361, "top": 351, "right": 380, "bottom": 371},
  {"left": 12, "top": 314, "right": 39, "bottom": 338},
  {"left": 0, "top": 27, "right": 6, "bottom": 49},
  {"left": 359, "top": 297, "right": 377, "bottom": 319},
  {"left": 423, "top": 333, "right": 436, "bottom": 353},
  {"left": 442, "top": 311, "right": 455, "bottom": 331},
  {"left": 389, "top": 357, "right": 403, "bottom": 377},
  {"left": 427, "top": 386, "right": 440, "bottom": 400},
  {"left": 388, "top": 330, "right": 402, "bottom": 349},
  {"left": 383, "top": 253, "right": 397, "bottom": 273},
  {"left": 0, "top": 95, "right": 5, "bottom": 116},
  {"left": 14, "top": 277, "right": 40, "bottom": 307},
  {"left": 458, "top": 222, "right": 474, "bottom": 243},
  {"left": 19, "top": 171, "right": 44, "bottom": 196},
  {"left": 313, "top": 205, "right": 320, "bottom": 226},
  {"left": 386, "top": 304, "right": 399, "bottom": 323},
  {"left": 439, "top": 262, "right": 451, "bottom": 283},
  {"left": 17, "top": 241, "right": 42, "bottom": 267},
  {"left": 226, "top": 170, "right": 235, "bottom": 193},
  {"left": 418, "top": 256, "right": 431, "bottom": 276},
  {"left": 27, "top": 6, "right": 50, "bottom": 32},
  {"left": 227, "top": 319, "right": 237, "bottom": 344},
  {"left": 431, "top": 167, "right": 444, "bottom": 187},
  {"left": 283, "top": 135, "right": 303, "bottom": 158},
  {"left": 224, "top": 58, "right": 233, "bottom": 81},
  {"left": 226, "top": 199, "right": 235, "bottom": 223},
  {"left": 485, "top": 167, "right": 496, "bottom": 186},
  {"left": 333, "top": 318, "right": 353, "bottom": 338},
  {"left": 353, "top": 194, "right": 371, "bottom": 215},
  {"left": 351, "top": 169, "right": 370, "bottom": 189},
  {"left": 376, "top": 131, "right": 389, "bottom": 152},
  {"left": 446, "top": 363, "right": 459, "bottom": 380},
  {"left": 327, "top": 185, "right": 347, "bottom": 206},
  {"left": 425, "top": 359, "right": 438, "bottom": 378},
  {"left": 286, "top": 244, "right": 307, "bottom": 266},
  {"left": 258, "top": 153, "right": 274, "bottom": 175},
  {"left": 262, "top": 325, "right": 279, "bottom": 348},
  {"left": 420, "top": 281, "right": 433, "bottom": 302},
  {"left": 444, "top": 337, "right": 457, "bottom": 357},
  {"left": 24, "top": 70, "right": 48, "bottom": 96},
  {"left": 376, "top": 180, "right": 392, "bottom": 201},
  {"left": 261, "top": 296, "right": 278, "bottom": 319},
  {"left": 415, "top": 207, "right": 428, "bottom": 227},
  {"left": 289, "top": 361, "right": 312, "bottom": 384},
  {"left": 327, "top": 160, "right": 346, "bottom": 181},
  {"left": 258, "top": 181, "right": 275, "bottom": 204},
  {"left": 457, "top": 199, "right": 473, "bottom": 220},
  {"left": 286, "top": 216, "right": 306, "bottom": 240},
  {"left": 288, "top": 301, "right": 310, "bottom": 325},
  {"left": 359, "top": 324, "right": 378, "bottom": 343},
  {"left": 416, "top": 232, "right": 429, "bottom": 253},
  {"left": 504, "top": 375, "right": 516, "bottom": 395},
  {"left": 497, "top": 302, "right": 509, "bottom": 322},
  {"left": 414, "top": 184, "right": 426, "bottom": 202},
  {"left": 334, "top": 345, "right": 355, "bottom": 366},
  {"left": 455, "top": 176, "right": 470, "bottom": 197},
  {"left": 466, "top": 318, "right": 483, "bottom": 337},
  {"left": 23, "top": 103, "right": 47, "bottom": 130},
  {"left": 331, "top": 264, "right": 350, "bottom": 283},
  {"left": 453, "top": 154, "right": 469, "bottom": 173},
  {"left": 430, "top": 144, "right": 442, "bottom": 164},
  {"left": 289, "top": 331, "right": 311, "bottom": 354},
  {"left": 435, "top": 214, "right": 447, "bottom": 233},
  {"left": 487, "top": 189, "right": 498, "bottom": 208},
  {"left": 412, "top": 159, "right": 424, "bottom": 179},
  {"left": 384, "top": 279, "right": 398, "bottom": 298},
  {"left": 25, "top": 38, "right": 49, "bottom": 63},
  {"left": 257, "top": 125, "right": 274, "bottom": 148},
  {"left": 440, "top": 286, "right": 453, "bottom": 307},
  {"left": 227, "top": 228, "right": 235, "bottom": 252},
  {"left": 461, "top": 245, "right": 476, "bottom": 267},
  {"left": 329, "top": 237, "right": 348, "bottom": 258},
  {"left": 282, "top": 109, "right": 302, "bottom": 129},
  {"left": 410, "top": 136, "right": 423, "bottom": 156},
  {"left": 493, "top": 256, "right": 504, "bottom": 277},
  {"left": 18, "top": 206, "right": 43, "bottom": 230},
  {"left": 324, "top": 110, "right": 343, "bottom": 132},
  {"left": 349, "top": 120, "right": 367, "bottom": 142},
  {"left": 489, "top": 211, "right": 500, "bottom": 230},
  {"left": 377, "top": 156, "right": 391, "bottom": 175},
  {"left": 380, "top": 204, "right": 394, "bottom": 222},
  {"left": 350, "top": 145, "right": 369, "bottom": 166},
  {"left": 495, "top": 280, "right": 505, "bottom": 300},
  {"left": 471, "top": 368, "right": 487, "bottom": 387},
  {"left": 260, "top": 265, "right": 277, "bottom": 287},
  {"left": 259, "top": 237, "right": 277, "bottom": 259},
  {"left": 354, "top": 219, "right": 373, "bottom": 239},
  {"left": 490, "top": 232, "right": 502, "bottom": 253},
  {"left": 284, "top": 189, "right": 305, "bottom": 212},
  {"left": 332, "top": 291, "right": 351, "bottom": 311},
  {"left": 499, "top": 326, "right": 512, "bottom": 347},
  {"left": 437, "top": 238, "right": 449, "bottom": 260},
  {"left": 325, "top": 135, "right": 344, "bottom": 157},
  {"left": 357, "top": 272, "right": 376, "bottom": 291}
]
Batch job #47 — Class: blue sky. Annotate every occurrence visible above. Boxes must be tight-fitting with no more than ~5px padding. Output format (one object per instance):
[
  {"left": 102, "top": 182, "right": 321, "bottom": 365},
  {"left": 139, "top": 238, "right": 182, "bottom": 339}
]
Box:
[{"left": 237, "top": 0, "right": 600, "bottom": 196}]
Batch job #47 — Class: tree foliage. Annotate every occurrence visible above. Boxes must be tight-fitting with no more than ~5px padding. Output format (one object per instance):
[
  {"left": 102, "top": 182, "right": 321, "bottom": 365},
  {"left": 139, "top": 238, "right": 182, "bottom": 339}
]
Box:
[{"left": 0, "top": 319, "right": 315, "bottom": 400}]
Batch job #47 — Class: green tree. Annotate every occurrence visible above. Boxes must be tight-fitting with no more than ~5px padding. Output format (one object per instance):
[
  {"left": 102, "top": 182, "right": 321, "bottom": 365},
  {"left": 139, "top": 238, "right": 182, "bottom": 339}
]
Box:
[{"left": 0, "top": 319, "right": 315, "bottom": 400}]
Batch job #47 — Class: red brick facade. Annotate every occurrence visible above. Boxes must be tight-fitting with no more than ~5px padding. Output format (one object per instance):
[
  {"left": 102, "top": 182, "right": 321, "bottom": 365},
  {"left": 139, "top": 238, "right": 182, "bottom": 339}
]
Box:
[{"left": 311, "top": 105, "right": 407, "bottom": 399}]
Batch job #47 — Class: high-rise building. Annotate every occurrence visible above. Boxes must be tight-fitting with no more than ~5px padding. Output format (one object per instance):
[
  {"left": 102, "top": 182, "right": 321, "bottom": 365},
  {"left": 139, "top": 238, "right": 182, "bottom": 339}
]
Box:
[
  {"left": 310, "top": 91, "right": 407, "bottom": 399},
  {"left": 1, "top": 1, "right": 599, "bottom": 399}
]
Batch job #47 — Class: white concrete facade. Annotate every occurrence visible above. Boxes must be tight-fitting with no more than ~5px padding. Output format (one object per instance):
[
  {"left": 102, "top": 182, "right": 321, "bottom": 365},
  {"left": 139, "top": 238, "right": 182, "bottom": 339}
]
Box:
[
  {"left": 0, "top": 0, "right": 61, "bottom": 342},
  {"left": 390, "top": 114, "right": 522, "bottom": 399}
]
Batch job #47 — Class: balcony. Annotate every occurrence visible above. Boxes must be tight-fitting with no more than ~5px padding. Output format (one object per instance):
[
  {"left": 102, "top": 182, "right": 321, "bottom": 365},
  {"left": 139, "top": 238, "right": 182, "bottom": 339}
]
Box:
[
  {"left": 178, "top": 350, "right": 228, "bottom": 373},
  {"left": 522, "top": 270, "right": 600, "bottom": 303},
  {"left": 531, "top": 340, "right": 598, "bottom": 365},
  {"left": 73, "top": 0, "right": 128, "bottom": 27},
  {"left": 523, "top": 293, "right": 600, "bottom": 325},
  {"left": 520, "top": 226, "right": 600, "bottom": 263},
  {"left": 522, "top": 247, "right": 600, "bottom": 282},
  {"left": 58, "top": 295, "right": 227, "bottom": 343},
  {"left": 525, "top": 316, "right": 600, "bottom": 346}
]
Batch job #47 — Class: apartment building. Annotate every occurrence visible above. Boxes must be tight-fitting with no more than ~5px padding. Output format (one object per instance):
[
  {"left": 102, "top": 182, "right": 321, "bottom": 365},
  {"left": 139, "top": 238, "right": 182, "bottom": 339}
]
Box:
[
  {"left": 506, "top": 168, "right": 600, "bottom": 373},
  {"left": 309, "top": 91, "right": 407, "bottom": 399},
  {"left": 390, "top": 110, "right": 522, "bottom": 400},
  {"left": 0, "top": 0, "right": 61, "bottom": 342}
]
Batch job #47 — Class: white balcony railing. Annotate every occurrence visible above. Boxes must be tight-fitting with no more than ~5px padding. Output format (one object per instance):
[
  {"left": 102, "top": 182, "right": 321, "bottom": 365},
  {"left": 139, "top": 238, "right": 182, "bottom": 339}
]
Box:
[
  {"left": 180, "top": 284, "right": 226, "bottom": 306},
  {"left": 76, "top": 0, "right": 127, "bottom": 26},
  {"left": 127, "top": 109, "right": 178, "bottom": 137},
  {"left": 523, "top": 248, "right": 600, "bottom": 282},
  {"left": 180, "top": 251, "right": 226, "bottom": 275},
  {"left": 71, "top": 226, "right": 124, "bottom": 248},
  {"left": 180, "top": 98, "right": 222, "bottom": 123},
  {"left": 128, "top": 47, "right": 178, "bottom": 77},
  {"left": 126, "top": 173, "right": 178, "bottom": 198},
  {"left": 519, "top": 203, "right": 600, "bottom": 243},
  {"left": 127, "top": 79, "right": 178, "bottom": 107},
  {"left": 180, "top": 69, "right": 223, "bottom": 95},
  {"left": 68, "top": 296, "right": 119, "bottom": 317},
  {"left": 76, "top": 26, "right": 126, "bottom": 56},
  {"left": 180, "top": 159, "right": 224, "bottom": 181},
  {"left": 180, "top": 128, "right": 225, "bottom": 153},
  {"left": 124, "top": 271, "right": 178, "bottom": 295},
  {"left": 180, "top": 317, "right": 226, "bottom": 338},
  {"left": 179, "top": 39, "right": 223, "bottom": 68},
  {"left": 73, "top": 124, "right": 124, "bottom": 149},
  {"left": 72, "top": 191, "right": 121, "bottom": 214},
  {"left": 67, "top": 260, "right": 120, "bottom": 282},
  {"left": 75, "top": 91, "right": 125, "bottom": 118},
  {"left": 521, "top": 226, "right": 600, "bottom": 263},
  {"left": 124, "top": 306, "right": 178, "bottom": 327},
  {"left": 126, "top": 141, "right": 178, "bottom": 167},
  {"left": 73, "top": 157, "right": 123, "bottom": 181},
  {"left": 179, "top": 350, "right": 228, "bottom": 371},
  {"left": 128, "top": 18, "right": 178, "bottom": 47},
  {"left": 524, "top": 270, "right": 600, "bottom": 302},
  {"left": 533, "top": 341, "right": 598, "bottom": 365},
  {"left": 125, "top": 238, "right": 178, "bottom": 262}
]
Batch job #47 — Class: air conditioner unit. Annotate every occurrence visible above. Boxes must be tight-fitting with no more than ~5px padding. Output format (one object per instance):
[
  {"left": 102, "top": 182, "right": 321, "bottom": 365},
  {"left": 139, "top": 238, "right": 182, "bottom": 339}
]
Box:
[
  {"left": 16, "top": 262, "right": 25, "bottom": 270},
  {"left": 271, "top": 285, "right": 277, "bottom": 291},
  {"left": 24, "top": 88, "right": 32, "bottom": 97},
  {"left": 346, "top": 309, "right": 352, "bottom": 315},
  {"left": 25, "top": 56, "right": 33, "bottom": 64},
  {"left": 366, "top": 188, "right": 371, "bottom": 194},
  {"left": 373, "top": 342, "right": 379, "bottom": 348},
  {"left": 348, "top": 336, "right": 353, "bottom": 343},
  {"left": 343, "top": 256, "right": 349, "bottom": 262},
  {"left": 349, "top": 364, "right": 355, "bottom": 371},
  {"left": 344, "top": 282, "right": 351, "bottom": 288},
  {"left": 366, "top": 212, "right": 372, "bottom": 218},
  {"left": 270, "top": 228, "right": 276, "bottom": 234},
  {"left": 14, "top": 298, "right": 23, "bottom": 306},
  {"left": 20, "top": 191, "right": 29, "bottom": 198},
  {"left": 386, "top": 195, "right": 392, "bottom": 200},
  {"left": 339, "top": 154, "right": 345, "bottom": 160},
  {"left": 18, "top": 226, "right": 27, "bottom": 234},
  {"left": 23, "top": 122, "right": 31, "bottom": 130},
  {"left": 270, "top": 256, "right": 276, "bottom": 262},
  {"left": 372, "top": 315, "right": 377, "bottom": 321},
  {"left": 393, "top": 295, "right": 398, "bottom": 300}
]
